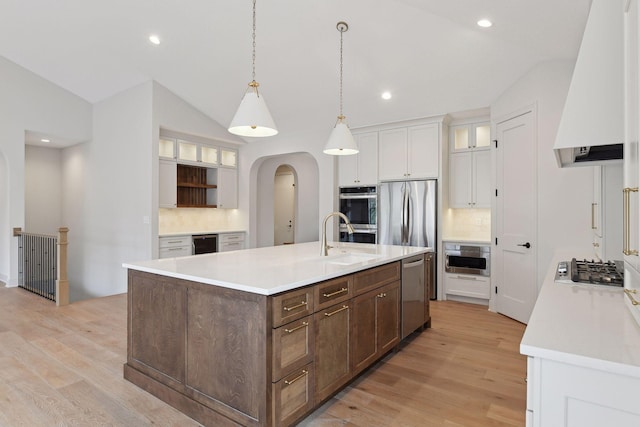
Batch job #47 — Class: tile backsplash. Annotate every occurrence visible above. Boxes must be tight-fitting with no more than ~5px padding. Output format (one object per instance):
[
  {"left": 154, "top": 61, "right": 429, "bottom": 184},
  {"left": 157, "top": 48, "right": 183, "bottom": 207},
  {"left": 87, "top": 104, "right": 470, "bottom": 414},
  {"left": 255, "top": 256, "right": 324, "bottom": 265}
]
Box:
[
  {"left": 159, "top": 208, "right": 243, "bottom": 234},
  {"left": 442, "top": 208, "right": 491, "bottom": 242}
]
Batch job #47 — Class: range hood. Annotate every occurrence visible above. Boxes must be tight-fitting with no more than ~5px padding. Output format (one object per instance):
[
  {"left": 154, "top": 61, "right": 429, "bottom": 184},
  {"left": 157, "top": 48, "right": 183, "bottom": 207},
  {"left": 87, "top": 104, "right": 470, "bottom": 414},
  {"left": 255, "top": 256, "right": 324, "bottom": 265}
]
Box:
[{"left": 553, "top": 0, "right": 624, "bottom": 168}]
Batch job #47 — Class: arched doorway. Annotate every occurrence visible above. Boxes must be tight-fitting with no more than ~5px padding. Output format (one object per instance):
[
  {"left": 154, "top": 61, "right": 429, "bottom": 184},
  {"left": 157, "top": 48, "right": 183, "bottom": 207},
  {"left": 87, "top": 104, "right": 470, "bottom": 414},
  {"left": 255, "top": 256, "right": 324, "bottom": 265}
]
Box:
[{"left": 273, "top": 165, "right": 296, "bottom": 245}]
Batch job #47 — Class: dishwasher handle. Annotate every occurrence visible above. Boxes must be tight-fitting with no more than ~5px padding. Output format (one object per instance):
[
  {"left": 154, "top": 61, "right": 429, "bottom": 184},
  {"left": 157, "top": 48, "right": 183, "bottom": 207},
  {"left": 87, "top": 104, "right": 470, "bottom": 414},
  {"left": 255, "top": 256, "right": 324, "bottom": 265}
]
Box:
[{"left": 403, "top": 257, "right": 424, "bottom": 269}]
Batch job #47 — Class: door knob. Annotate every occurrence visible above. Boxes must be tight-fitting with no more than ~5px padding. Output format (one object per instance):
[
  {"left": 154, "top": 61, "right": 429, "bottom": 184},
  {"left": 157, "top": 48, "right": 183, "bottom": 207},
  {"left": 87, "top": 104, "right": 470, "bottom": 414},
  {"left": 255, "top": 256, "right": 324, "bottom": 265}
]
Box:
[{"left": 517, "top": 242, "right": 531, "bottom": 249}]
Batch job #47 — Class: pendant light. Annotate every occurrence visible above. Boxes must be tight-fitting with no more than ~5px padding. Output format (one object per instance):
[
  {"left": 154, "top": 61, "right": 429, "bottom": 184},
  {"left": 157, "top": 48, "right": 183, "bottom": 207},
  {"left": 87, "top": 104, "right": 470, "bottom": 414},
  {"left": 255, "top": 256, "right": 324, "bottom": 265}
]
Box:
[
  {"left": 228, "top": 0, "right": 278, "bottom": 137},
  {"left": 324, "top": 21, "right": 358, "bottom": 156}
]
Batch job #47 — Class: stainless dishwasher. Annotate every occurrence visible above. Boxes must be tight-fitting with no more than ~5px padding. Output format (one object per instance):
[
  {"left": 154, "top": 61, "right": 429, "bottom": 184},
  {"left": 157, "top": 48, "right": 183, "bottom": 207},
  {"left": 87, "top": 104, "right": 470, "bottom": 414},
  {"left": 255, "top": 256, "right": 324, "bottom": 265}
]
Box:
[{"left": 401, "top": 254, "right": 426, "bottom": 339}]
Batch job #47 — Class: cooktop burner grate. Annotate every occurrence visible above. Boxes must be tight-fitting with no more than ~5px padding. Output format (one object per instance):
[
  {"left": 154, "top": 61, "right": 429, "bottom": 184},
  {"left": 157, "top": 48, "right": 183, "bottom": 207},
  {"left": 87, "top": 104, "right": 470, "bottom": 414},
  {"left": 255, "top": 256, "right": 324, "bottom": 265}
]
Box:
[{"left": 569, "top": 258, "right": 623, "bottom": 286}]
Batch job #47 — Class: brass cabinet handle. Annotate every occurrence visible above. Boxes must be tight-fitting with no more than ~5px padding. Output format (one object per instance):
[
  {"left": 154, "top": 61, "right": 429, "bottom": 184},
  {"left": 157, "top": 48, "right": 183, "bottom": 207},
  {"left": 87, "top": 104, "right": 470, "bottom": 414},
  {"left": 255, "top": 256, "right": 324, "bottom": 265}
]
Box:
[
  {"left": 377, "top": 293, "right": 387, "bottom": 298},
  {"left": 283, "top": 301, "right": 307, "bottom": 312},
  {"left": 284, "top": 369, "right": 308, "bottom": 386},
  {"left": 623, "top": 188, "right": 639, "bottom": 256},
  {"left": 284, "top": 321, "right": 308, "bottom": 334},
  {"left": 625, "top": 289, "right": 640, "bottom": 306},
  {"left": 591, "top": 203, "right": 597, "bottom": 230},
  {"left": 324, "top": 305, "right": 349, "bottom": 317},
  {"left": 323, "top": 287, "right": 348, "bottom": 298}
]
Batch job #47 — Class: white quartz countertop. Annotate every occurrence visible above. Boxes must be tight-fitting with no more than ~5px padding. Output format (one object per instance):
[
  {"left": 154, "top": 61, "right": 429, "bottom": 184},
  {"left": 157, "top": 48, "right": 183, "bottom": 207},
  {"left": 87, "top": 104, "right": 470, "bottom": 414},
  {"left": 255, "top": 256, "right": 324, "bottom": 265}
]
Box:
[
  {"left": 159, "top": 230, "right": 246, "bottom": 237},
  {"left": 520, "top": 251, "right": 640, "bottom": 377},
  {"left": 123, "top": 242, "right": 431, "bottom": 296}
]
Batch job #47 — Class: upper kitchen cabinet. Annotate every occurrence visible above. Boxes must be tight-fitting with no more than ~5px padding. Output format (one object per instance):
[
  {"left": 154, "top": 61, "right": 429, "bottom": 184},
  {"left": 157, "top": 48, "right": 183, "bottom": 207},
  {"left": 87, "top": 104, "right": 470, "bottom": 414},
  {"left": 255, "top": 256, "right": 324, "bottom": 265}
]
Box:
[
  {"left": 220, "top": 148, "right": 238, "bottom": 168},
  {"left": 159, "top": 138, "right": 177, "bottom": 160},
  {"left": 449, "top": 122, "right": 491, "bottom": 208},
  {"left": 338, "top": 132, "right": 378, "bottom": 186},
  {"left": 378, "top": 124, "right": 439, "bottom": 181},
  {"left": 177, "top": 140, "right": 219, "bottom": 167}
]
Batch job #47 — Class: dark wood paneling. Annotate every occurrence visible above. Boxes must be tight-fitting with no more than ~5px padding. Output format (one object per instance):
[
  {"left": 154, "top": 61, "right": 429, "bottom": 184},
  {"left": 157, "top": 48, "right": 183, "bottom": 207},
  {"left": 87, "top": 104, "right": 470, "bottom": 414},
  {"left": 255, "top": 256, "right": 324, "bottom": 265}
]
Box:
[
  {"left": 272, "top": 287, "right": 314, "bottom": 328},
  {"left": 128, "top": 271, "right": 186, "bottom": 384},
  {"left": 314, "top": 276, "right": 352, "bottom": 311},
  {"left": 186, "top": 283, "right": 268, "bottom": 423},
  {"left": 353, "top": 261, "right": 400, "bottom": 295},
  {"left": 314, "top": 302, "right": 352, "bottom": 402},
  {"left": 272, "top": 316, "right": 314, "bottom": 381}
]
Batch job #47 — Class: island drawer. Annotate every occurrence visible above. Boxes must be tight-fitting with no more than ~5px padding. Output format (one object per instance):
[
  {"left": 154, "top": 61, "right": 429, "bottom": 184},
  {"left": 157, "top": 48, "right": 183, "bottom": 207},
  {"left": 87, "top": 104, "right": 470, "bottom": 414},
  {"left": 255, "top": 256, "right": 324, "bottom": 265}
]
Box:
[
  {"left": 273, "top": 287, "right": 314, "bottom": 328},
  {"left": 353, "top": 261, "right": 401, "bottom": 295},
  {"left": 272, "top": 315, "right": 314, "bottom": 382},
  {"left": 314, "top": 276, "right": 353, "bottom": 311},
  {"left": 272, "top": 363, "right": 314, "bottom": 427}
]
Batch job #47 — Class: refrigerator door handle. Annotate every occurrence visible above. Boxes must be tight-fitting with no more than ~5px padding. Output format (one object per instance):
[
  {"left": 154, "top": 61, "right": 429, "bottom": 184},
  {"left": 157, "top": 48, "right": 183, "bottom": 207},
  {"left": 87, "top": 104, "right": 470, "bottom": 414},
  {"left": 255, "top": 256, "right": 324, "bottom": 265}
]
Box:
[{"left": 402, "top": 185, "right": 409, "bottom": 244}]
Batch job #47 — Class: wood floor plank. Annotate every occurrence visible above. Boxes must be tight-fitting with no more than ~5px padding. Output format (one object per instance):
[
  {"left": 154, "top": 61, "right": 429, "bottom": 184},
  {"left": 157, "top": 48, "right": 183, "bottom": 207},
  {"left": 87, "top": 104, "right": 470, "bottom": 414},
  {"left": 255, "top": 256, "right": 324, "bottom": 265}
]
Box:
[{"left": 0, "top": 286, "right": 526, "bottom": 426}]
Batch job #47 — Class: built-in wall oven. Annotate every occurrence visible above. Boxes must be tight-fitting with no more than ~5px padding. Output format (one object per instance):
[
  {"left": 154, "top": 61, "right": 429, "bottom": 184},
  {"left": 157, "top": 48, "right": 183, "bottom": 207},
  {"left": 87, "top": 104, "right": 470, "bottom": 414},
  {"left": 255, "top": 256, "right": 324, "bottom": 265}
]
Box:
[
  {"left": 338, "top": 186, "right": 377, "bottom": 244},
  {"left": 444, "top": 242, "right": 490, "bottom": 276}
]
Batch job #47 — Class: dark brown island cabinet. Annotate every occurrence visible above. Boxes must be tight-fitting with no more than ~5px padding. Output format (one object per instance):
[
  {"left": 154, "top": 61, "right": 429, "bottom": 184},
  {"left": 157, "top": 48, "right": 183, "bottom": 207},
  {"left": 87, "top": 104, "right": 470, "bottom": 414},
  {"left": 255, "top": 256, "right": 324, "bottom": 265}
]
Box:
[{"left": 124, "top": 256, "right": 431, "bottom": 427}]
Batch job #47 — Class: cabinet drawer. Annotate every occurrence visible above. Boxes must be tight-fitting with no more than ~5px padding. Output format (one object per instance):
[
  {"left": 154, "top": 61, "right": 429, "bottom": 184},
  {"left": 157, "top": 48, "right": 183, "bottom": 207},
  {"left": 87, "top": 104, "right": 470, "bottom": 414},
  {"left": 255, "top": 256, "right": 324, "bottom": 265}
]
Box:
[
  {"left": 272, "top": 363, "right": 314, "bottom": 427},
  {"left": 219, "top": 241, "right": 244, "bottom": 252},
  {"left": 314, "top": 276, "right": 353, "bottom": 311},
  {"left": 159, "top": 246, "right": 192, "bottom": 259},
  {"left": 159, "top": 235, "right": 192, "bottom": 248},
  {"left": 273, "top": 316, "right": 314, "bottom": 381},
  {"left": 219, "top": 232, "right": 245, "bottom": 243},
  {"left": 444, "top": 273, "right": 490, "bottom": 299},
  {"left": 353, "top": 261, "right": 401, "bottom": 295},
  {"left": 273, "top": 287, "right": 314, "bottom": 328}
]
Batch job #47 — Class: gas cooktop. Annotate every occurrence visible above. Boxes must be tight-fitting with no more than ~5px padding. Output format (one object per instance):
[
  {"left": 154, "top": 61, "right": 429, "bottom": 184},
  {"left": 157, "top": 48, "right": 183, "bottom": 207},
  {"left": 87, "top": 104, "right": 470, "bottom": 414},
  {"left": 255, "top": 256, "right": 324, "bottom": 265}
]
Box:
[{"left": 555, "top": 258, "right": 624, "bottom": 287}]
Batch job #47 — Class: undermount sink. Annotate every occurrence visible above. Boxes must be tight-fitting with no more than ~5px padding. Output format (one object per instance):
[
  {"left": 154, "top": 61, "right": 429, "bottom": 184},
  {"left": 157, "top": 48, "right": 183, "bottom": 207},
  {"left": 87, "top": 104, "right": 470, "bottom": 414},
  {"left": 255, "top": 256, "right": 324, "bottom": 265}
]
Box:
[{"left": 325, "top": 253, "right": 380, "bottom": 265}]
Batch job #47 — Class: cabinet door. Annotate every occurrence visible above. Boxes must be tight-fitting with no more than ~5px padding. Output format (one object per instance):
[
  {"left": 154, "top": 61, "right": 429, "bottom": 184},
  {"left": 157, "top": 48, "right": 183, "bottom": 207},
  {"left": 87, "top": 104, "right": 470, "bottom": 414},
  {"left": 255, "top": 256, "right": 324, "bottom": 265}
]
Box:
[
  {"left": 220, "top": 148, "right": 238, "bottom": 168},
  {"left": 376, "top": 281, "right": 400, "bottom": 355},
  {"left": 159, "top": 159, "right": 177, "bottom": 208},
  {"left": 449, "top": 152, "right": 473, "bottom": 208},
  {"left": 356, "top": 132, "right": 379, "bottom": 186},
  {"left": 408, "top": 124, "right": 439, "bottom": 178},
  {"left": 338, "top": 147, "right": 359, "bottom": 186},
  {"left": 159, "top": 138, "right": 176, "bottom": 159},
  {"left": 177, "top": 140, "right": 199, "bottom": 164},
  {"left": 473, "top": 150, "right": 492, "bottom": 208},
  {"left": 217, "top": 168, "right": 238, "bottom": 209},
  {"left": 351, "top": 290, "right": 377, "bottom": 374},
  {"left": 378, "top": 128, "right": 408, "bottom": 181},
  {"left": 200, "top": 145, "right": 219, "bottom": 167},
  {"left": 314, "top": 301, "right": 351, "bottom": 402}
]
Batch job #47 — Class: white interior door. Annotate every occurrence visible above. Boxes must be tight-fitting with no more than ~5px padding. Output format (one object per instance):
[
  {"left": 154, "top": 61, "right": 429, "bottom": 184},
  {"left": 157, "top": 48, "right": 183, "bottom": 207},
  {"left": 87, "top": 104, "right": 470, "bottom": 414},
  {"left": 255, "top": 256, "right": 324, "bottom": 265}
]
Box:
[
  {"left": 274, "top": 167, "right": 296, "bottom": 245},
  {"left": 495, "top": 110, "right": 537, "bottom": 324}
]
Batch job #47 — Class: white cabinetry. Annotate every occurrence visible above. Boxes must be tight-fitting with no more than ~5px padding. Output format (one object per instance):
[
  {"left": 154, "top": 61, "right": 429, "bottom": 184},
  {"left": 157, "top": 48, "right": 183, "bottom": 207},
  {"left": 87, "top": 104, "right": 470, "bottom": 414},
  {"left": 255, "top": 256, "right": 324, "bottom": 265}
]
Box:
[
  {"left": 159, "top": 235, "right": 192, "bottom": 259},
  {"left": 159, "top": 138, "right": 177, "bottom": 160},
  {"left": 378, "top": 124, "right": 439, "bottom": 181},
  {"left": 159, "top": 159, "right": 177, "bottom": 208},
  {"left": 218, "top": 232, "right": 246, "bottom": 252},
  {"left": 526, "top": 357, "right": 640, "bottom": 427},
  {"left": 449, "top": 122, "right": 491, "bottom": 208},
  {"left": 216, "top": 167, "right": 238, "bottom": 209},
  {"left": 624, "top": 0, "right": 640, "bottom": 322},
  {"left": 443, "top": 273, "right": 490, "bottom": 300},
  {"left": 177, "top": 139, "right": 219, "bottom": 167},
  {"left": 338, "top": 132, "right": 378, "bottom": 186}
]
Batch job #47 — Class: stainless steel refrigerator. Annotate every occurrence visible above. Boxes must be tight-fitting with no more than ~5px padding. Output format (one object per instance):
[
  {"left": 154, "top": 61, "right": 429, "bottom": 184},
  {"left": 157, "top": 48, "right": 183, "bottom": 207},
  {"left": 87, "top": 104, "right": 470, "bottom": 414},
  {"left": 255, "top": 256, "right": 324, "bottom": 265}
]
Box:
[
  {"left": 378, "top": 180, "right": 437, "bottom": 249},
  {"left": 379, "top": 180, "right": 437, "bottom": 337}
]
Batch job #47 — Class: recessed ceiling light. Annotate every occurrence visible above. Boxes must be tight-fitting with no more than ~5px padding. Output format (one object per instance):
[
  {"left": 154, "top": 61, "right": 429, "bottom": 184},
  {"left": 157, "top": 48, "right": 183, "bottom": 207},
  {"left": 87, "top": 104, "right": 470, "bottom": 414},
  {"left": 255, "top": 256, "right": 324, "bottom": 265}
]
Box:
[
  {"left": 477, "top": 19, "right": 493, "bottom": 28},
  {"left": 149, "top": 35, "right": 161, "bottom": 45},
  {"left": 41, "top": 138, "right": 50, "bottom": 143},
  {"left": 381, "top": 91, "right": 392, "bottom": 100}
]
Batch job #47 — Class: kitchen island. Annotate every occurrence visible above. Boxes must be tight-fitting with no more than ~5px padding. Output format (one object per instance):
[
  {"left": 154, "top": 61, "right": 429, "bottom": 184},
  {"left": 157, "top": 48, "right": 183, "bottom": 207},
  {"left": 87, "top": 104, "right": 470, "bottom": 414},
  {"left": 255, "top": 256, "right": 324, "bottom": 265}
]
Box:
[
  {"left": 520, "top": 252, "right": 640, "bottom": 426},
  {"left": 122, "top": 242, "right": 431, "bottom": 427}
]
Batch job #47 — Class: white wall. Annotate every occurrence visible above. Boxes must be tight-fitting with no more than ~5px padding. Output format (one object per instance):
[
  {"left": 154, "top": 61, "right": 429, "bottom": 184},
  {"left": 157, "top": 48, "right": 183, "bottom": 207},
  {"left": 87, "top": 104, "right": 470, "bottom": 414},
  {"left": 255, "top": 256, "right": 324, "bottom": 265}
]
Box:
[
  {"left": 0, "top": 56, "right": 92, "bottom": 286},
  {"left": 25, "top": 145, "right": 62, "bottom": 234},
  {"left": 491, "top": 60, "right": 596, "bottom": 292},
  {"left": 252, "top": 153, "right": 319, "bottom": 247}
]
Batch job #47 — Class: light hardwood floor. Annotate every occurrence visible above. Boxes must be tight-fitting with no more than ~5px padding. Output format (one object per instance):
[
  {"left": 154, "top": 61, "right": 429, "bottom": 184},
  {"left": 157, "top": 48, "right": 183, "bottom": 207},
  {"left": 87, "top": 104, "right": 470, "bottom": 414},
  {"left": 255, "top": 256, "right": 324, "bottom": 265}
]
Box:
[{"left": 0, "top": 286, "right": 526, "bottom": 426}]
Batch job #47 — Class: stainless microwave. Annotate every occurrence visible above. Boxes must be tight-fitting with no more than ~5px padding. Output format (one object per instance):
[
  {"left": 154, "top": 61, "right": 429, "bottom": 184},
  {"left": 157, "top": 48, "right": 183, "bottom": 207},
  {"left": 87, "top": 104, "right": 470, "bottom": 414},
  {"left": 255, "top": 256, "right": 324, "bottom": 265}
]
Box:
[{"left": 444, "top": 242, "right": 490, "bottom": 276}]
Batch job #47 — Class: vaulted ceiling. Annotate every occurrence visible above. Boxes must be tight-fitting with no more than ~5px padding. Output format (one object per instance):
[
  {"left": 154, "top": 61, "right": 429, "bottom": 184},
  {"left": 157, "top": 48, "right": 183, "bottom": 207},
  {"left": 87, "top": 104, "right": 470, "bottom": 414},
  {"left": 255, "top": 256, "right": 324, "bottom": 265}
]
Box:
[{"left": 1, "top": 0, "right": 592, "bottom": 144}]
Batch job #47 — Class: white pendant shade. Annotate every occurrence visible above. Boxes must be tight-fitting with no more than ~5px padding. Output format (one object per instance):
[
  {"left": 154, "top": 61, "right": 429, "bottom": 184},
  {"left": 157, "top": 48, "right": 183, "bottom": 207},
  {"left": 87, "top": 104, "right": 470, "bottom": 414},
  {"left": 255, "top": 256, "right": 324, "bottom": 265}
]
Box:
[
  {"left": 324, "top": 121, "right": 358, "bottom": 155},
  {"left": 228, "top": 88, "right": 278, "bottom": 137}
]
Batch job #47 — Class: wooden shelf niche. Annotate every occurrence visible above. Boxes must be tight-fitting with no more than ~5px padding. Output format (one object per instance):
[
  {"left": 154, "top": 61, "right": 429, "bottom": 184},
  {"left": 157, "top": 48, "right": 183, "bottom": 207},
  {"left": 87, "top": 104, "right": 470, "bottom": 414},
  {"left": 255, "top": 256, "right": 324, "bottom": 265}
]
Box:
[{"left": 177, "top": 164, "right": 217, "bottom": 208}]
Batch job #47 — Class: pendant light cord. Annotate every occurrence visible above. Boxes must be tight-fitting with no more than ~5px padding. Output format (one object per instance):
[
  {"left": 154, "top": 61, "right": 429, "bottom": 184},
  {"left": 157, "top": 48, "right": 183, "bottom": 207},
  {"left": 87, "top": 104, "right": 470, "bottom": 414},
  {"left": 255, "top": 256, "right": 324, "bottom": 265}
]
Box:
[
  {"left": 252, "top": 0, "right": 256, "bottom": 83},
  {"left": 339, "top": 25, "right": 344, "bottom": 119}
]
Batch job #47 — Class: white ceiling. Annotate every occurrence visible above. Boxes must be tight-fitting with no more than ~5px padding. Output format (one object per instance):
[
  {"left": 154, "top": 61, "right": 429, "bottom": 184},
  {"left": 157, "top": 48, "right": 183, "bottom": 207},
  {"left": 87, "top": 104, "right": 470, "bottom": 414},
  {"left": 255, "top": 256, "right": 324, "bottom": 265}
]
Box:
[{"left": 1, "top": 0, "right": 592, "bottom": 145}]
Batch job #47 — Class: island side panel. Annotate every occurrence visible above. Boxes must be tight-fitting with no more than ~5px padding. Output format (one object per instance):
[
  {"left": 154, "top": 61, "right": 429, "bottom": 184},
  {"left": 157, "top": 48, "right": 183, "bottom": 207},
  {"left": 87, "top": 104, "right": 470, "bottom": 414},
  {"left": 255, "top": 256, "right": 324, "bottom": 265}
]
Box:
[
  {"left": 127, "top": 270, "right": 187, "bottom": 387},
  {"left": 125, "top": 270, "right": 272, "bottom": 427},
  {"left": 186, "top": 282, "right": 271, "bottom": 425}
]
